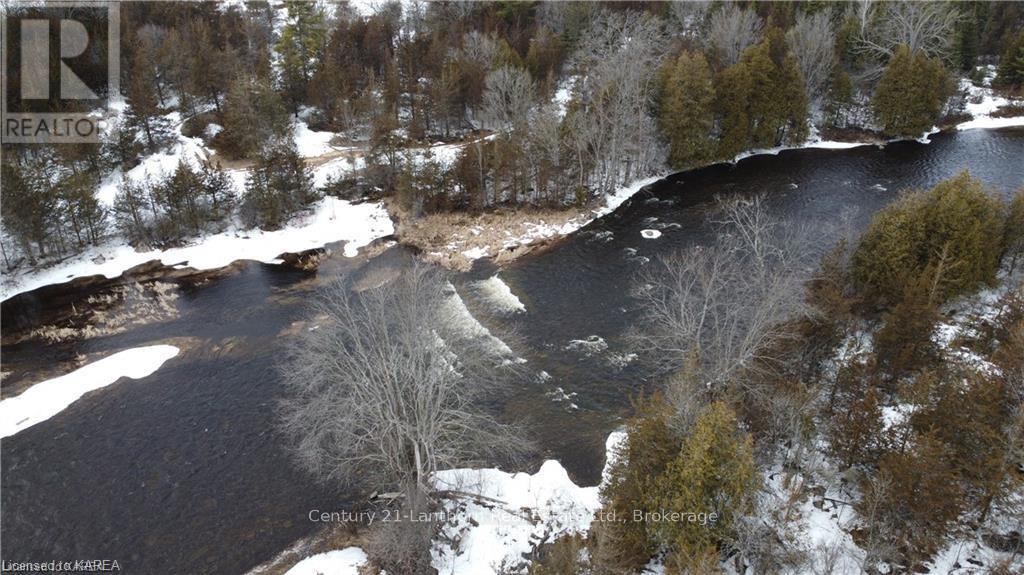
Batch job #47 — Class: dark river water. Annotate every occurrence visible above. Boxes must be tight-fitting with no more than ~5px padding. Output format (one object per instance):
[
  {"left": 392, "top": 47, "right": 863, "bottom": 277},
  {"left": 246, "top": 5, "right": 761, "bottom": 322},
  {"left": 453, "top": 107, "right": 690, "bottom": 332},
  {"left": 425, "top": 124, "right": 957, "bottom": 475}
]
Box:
[{"left": 2, "top": 128, "right": 1023, "bottom": 574}]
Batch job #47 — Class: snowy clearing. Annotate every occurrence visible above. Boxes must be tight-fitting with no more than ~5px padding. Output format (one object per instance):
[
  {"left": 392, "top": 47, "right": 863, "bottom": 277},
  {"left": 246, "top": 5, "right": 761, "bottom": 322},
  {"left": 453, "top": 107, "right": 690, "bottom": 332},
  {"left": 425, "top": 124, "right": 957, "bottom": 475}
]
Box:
[
  {"left": 293, "top": 119, "right": 338, "bottom": 158},
  {"left": 0, "top": 345, "right": 180, "bottom": 438},
  {"left": 2, "top": 198, "right": 393, "bottom": 301}
]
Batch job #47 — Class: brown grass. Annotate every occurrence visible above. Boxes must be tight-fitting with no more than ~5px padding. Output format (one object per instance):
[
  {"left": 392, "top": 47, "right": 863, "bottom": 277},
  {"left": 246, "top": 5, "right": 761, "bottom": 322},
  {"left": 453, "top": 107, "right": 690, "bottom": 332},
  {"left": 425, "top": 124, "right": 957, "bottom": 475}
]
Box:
[{"left": 394, "top": 204, "right": 591, "bottom": 271}]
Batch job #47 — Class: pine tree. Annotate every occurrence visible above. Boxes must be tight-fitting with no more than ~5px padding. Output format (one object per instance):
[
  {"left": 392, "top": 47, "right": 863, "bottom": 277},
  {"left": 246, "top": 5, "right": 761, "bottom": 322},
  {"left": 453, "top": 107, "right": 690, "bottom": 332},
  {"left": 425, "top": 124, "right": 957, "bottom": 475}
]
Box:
[
  {"left": 0, "top": 154, "right": 59, "bottom": 261},
  {"left": 126, "top": 41, "right": 170, "bottom": 151},
  {"left": 995, "top": 31, "right": 1024, "bottom": 88},
  {"left": 222, "top": 74, "right": 291, "bottom": 158},
  {"left": 158, "top": 161, "right": 205, "bottom": 237},
  {"left": 113, "top": 178, "right": 153, "bottom": 246},
  {"left": 200, "top": 162, "right": 237, "bottom": 221},
  {"left": 872, "top": 45, "right": 953, "bottom": 138},
  {"left": 277, "top": 0, "right": 326, "bottom": 114},
  {"left": 241, "top": 141, "right": 317, "bottom": 229},
  {"left": 660, "top": 51, "right": 716, "bottom": 170}
]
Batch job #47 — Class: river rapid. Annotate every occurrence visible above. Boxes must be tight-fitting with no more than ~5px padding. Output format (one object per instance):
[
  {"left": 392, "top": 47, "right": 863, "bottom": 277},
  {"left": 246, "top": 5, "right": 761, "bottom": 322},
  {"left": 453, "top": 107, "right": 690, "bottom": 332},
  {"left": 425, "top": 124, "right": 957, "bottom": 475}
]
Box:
[{"left": 2, "top": 128, "right": 1023, "bottom": 574}]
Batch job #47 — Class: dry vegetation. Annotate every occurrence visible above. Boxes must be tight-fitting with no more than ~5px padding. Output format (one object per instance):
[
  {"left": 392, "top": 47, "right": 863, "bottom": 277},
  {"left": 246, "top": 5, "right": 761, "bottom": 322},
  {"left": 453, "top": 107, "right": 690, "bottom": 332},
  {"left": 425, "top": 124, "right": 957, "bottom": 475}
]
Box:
[{"left": 393, "top": 202, "right": 594, "bottom": 271}]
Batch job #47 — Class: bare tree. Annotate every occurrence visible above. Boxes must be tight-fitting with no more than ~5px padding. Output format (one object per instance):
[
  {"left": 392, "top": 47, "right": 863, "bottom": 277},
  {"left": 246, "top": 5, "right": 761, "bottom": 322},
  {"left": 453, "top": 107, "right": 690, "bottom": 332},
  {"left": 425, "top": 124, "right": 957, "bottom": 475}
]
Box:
[
  {"left": 787, "top": 11, "right": 836, "bottom": 111},
  {"left": 855, "top": 1, "right": 959, "bottom": 63},
  {"left": 668, "top": 1, "right": 710, "bottom": 39},
  {"left": 481, "top": 66, "right": 535, "bottom": 132},
  {"left": 570, "top": 10, "right": 668, "bottom": 193},
  {"left": 707, "top": 4, "right": 763, "bottom": 67},
  {"left": 632, "top": 195, "right": 816, "bottom": 417},
  {"left": 278, "top": 263, "right": 526, "bottom": 504}
]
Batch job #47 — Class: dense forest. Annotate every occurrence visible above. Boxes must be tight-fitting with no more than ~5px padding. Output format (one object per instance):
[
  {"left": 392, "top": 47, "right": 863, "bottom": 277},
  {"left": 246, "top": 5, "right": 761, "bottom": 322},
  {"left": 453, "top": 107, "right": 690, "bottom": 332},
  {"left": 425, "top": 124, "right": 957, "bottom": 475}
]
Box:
[{"left": 2, "top": 0, "right": 1023, "bottom": 270}]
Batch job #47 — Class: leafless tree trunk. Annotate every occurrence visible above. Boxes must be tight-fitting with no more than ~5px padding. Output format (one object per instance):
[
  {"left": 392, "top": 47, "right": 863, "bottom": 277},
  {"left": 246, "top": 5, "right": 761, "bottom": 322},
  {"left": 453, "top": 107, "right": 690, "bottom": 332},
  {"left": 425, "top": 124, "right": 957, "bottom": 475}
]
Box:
[
  {"left": 787, "top": 11, "right": 836, "bottom": 112},
  {"left": 706, "top": 4, "right": 763, "bottom": 67},
  {"left": 855, "top": 1, "right": 959, "bottom": 64},
  {"left": 631, "top": 195, "right": 818, "bottom": 418},
  {"left": 278, "top": 263, "right": 527, "bottom": 503},
  {"left": 481, "top": 66, "right": 535, "bottom": 133},
  {"left": 570, "top": 10, "right": 667, "bottom": 195}
]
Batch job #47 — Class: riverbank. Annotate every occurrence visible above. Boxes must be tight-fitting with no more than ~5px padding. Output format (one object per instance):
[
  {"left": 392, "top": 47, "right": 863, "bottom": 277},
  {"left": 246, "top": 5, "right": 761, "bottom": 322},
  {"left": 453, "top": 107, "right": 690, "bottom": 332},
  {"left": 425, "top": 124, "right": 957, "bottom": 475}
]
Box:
[
  {"left": 3, "top": 73, "right": 1021, "bottom": 299},
  {"left": 391, "top": 75, "right": 1024, "bottom": 271}
]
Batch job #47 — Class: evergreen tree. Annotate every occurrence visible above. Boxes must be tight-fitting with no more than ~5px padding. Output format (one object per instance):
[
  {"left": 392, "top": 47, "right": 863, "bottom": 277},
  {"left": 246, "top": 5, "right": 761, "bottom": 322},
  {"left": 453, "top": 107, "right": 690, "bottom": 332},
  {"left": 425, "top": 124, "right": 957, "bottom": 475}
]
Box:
[
  {"left": 112, "top": 178, "right": 153, "bottom": 246},
  {"left": 865, "top": 433, "right": 964, "bottom": 563},
  {"left": 1003, "top": 187, "right": 1024, "bottom": 270},
  {"left": 277, "top": 0, "right": 326, "bottom": 114},
  {"left": 241, "top": 141, "right": 317, "bottom": 229},
  {"left": 911, "top": 369, "right": 1013, "bottom": 521},
  {"left": 873, "top": 270, "right": 940, "bottom": 377},
  {"left": 0, "top": 155, "right": 59, "bottom": 261},
  {"left": 741, "top": 27, "right": 809, "bottom": 148},
  {"left": 649, "top": 401, "right": 757, "bottom": 571},
  {"left": 715, "top": 61, "right": 753, "bottom": 160},
  {"left": 126, "top": 41, "right": 171, "bottom": 151},
  {"left": 660, "top": 51, "right": 716, "bottom": 170},
  {"left": 157, "top": 161, "right": 205, "bottom": 238},
  {"left": 824, "top": 69, "right": 854, "bottom": 128},
  {"left": 58, "top": 171, "right": 106, "bottom": 248},
  {"left": 872, "top": 45, "right": 953, "bottom": 138},
  {"left": 200, "top": 162, "right": 237, "bottom": 221},
  {"left": 828, "top": 362, "right": 885, "bottom": 467},
  {"left": 222, "top": 75, "right": 291, "bottom": 158},
  {"left": 853, "top": 171, "right": 1004, "bottom": 303},
  {"left": 995, "top": 31, "right": 1024, "bottom": 88},
  {"left": 598, "top": 394, "right": 678, "bottom": 572}
]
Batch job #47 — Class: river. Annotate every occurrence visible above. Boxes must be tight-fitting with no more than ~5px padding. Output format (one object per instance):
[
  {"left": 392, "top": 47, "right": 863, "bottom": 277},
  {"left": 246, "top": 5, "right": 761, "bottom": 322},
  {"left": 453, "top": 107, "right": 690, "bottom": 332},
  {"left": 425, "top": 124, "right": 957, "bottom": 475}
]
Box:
[{"left": 2, "top": 128, "right": 1023, "bottom": 574}]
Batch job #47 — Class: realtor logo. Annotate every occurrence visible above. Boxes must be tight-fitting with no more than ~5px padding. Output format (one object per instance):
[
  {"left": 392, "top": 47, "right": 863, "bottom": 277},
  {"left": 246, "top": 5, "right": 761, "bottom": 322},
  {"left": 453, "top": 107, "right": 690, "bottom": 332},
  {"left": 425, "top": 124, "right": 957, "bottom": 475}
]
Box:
[{"left": 1, "top": 1, "right": 119, "bottom": 144}]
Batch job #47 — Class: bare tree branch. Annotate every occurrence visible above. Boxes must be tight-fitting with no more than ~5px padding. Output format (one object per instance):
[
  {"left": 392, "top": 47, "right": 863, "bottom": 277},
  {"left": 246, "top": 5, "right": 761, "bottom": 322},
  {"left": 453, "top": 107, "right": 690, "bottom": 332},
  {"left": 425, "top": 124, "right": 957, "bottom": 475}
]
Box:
[{"left": 278, "top": 262, "right": 528, "bottom": 499}]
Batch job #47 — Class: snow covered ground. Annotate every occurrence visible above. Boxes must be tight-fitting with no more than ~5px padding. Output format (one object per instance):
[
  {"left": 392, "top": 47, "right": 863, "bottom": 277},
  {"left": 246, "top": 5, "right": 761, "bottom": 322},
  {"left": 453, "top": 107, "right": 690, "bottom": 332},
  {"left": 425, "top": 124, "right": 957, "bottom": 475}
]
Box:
[
  {"left": 283, "top": 547, "right": 367, "bottom": 575},
  {"left": 285, "top": 431, "right": 625, "bottom": 575},
  {"left": 1, "top": 197, "right": 394, "bottom": 301},
  {"left": 0, "top": 345, "right": 179, "bottom": 438},
  {"left": 430, "top": 430, "right": 625, "bottom": 575},
  {"left": 957, "top": 66, "right": 1024, "bottom": 131}
]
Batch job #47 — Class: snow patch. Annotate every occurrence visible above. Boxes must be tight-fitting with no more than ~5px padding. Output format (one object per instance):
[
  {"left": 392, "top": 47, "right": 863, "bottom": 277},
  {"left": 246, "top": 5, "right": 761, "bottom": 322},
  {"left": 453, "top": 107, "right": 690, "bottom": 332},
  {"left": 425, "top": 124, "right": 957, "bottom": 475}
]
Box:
[
  {"left": 283, "top": 547, "right": 367, "bottom": 575},
  {"left": 564, "top": 335, "right": 608, "bottom": 356},
  {"left": 2, "top": 198, "right": 394, "bottom": 300},
  {"left": 293, "top": 119, "right": 336, "bottom": 158},
  {"left": 0, "top": 345, "right": 180, "bottom": 438},
  {"left": 640, "top": 229, "right": 662, "bottom": 239},
  {"left": 431, "top": 430, "right": 625, "bottom": 575}
]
